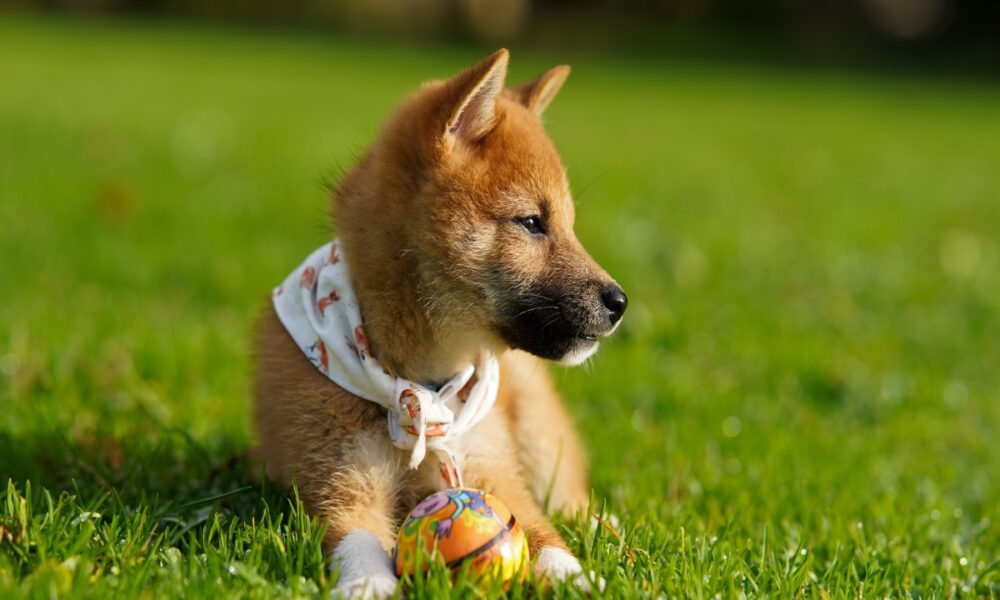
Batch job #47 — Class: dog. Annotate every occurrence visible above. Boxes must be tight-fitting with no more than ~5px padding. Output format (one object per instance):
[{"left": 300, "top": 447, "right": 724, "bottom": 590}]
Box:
[{"left": 254, "top": 49, "right": 627, "bottom": 597}]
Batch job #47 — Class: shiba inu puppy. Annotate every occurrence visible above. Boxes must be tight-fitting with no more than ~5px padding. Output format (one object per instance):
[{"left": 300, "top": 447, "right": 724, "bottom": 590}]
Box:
[{"left": 254, "top": 49, "right": 627, "bottom": 597}]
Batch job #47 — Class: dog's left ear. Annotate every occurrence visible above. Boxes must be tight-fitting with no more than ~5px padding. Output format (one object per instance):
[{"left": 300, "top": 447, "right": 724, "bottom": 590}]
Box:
[
  {"left": 508, "top": 65, "right": 571, "bottom": 116},
  {"left": 442, "top": 49, "right": 509, "bottom": 146}
]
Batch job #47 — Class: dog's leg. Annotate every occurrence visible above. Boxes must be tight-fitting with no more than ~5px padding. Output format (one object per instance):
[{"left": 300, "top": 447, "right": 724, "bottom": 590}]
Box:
[
  {"left": 309, "top": 435, "right": 403, "bottom": 599},
  {"left": 265, "top": 423, "right": 402, "bottom": 599}
]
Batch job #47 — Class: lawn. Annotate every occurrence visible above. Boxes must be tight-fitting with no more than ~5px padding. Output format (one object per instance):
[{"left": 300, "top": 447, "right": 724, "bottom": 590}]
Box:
[{"left": 2, "top": 14, "right": 1000, "bottom": 598}]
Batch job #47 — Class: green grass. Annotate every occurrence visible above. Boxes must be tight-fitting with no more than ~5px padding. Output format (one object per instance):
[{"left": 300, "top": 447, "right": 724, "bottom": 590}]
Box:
[{"left": 2, "top": 14, "right": 1000, "bottom": 598}]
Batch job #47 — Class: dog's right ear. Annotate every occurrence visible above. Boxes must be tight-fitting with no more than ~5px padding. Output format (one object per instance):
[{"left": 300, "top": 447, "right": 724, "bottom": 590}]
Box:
[
  {"left": 440, "top": 49, "right": 509, "bottom": 149},
  {"left": 508, "top": 64, "right": 570, "bottom": 116}
]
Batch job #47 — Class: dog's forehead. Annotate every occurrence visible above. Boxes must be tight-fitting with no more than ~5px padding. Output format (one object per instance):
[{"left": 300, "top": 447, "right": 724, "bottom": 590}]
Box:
[{"left": 484, "top": 102, "right": 571, "bottom": 198}]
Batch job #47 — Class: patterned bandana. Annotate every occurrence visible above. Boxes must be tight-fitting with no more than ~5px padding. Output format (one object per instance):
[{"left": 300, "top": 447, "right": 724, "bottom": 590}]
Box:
[{"left": 271, "top": 240, "right": 500, "bottom": 489}]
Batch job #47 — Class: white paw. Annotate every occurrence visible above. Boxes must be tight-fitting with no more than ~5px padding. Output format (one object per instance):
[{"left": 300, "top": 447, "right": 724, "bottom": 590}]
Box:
[
  {"left": 332, "top": 573, "right": 398, "bottom": 599},
  {"left": 330, "top": 530, "right": 398, "bottom": 599},
  {"left": 535, "top": 546, "right": 606, "bottom": 593}
]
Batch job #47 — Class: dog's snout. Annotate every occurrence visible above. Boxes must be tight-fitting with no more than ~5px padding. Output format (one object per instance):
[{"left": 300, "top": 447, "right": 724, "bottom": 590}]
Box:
[{"left": 600, "top": 285, "right": 628, "bottom": 325}]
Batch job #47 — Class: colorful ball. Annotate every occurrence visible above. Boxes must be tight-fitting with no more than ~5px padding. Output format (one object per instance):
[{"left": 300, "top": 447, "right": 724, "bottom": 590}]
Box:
[{"left": 394, "top": 488, "right": 529, "bottom": 584}]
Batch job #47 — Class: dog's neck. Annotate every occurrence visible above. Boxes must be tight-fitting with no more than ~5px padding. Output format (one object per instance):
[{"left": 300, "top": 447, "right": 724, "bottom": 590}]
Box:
[
  {"left": 333, "top": 127, "right": 501, "bottom": 383},
  {"left": 341, "top": 236, "right": 490, "bottom": 385}
]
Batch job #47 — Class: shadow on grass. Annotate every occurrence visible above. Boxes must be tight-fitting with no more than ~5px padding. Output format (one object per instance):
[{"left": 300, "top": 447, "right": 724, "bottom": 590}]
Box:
[{"left": 0, "top": 425, "right": 298, "bottom": 549}]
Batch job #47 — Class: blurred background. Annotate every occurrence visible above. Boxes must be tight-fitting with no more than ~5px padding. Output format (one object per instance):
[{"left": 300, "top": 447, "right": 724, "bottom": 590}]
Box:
[
  {"left": 2, "top": 0, "right": 999, "bottom": 596},
  {"left": 5, "top": 0, "right": 1000, "bottom": 70},
  {"left": 4, "top": 0, "right": 1000, "bottom": 68}
]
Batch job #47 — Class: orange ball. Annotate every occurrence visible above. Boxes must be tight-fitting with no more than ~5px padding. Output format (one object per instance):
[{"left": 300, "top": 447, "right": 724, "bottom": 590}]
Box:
[{"left": 394, "top": 488, "right": 529, "bottom": 584}]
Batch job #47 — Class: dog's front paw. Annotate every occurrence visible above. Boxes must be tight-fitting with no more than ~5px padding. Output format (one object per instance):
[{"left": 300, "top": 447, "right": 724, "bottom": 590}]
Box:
[
  {"left": 535, "top": 546, "right": 606, "bottom": 593},
  {"left": 330, "top": 530, "right": 399, "bottom": 599},
  {"left": 332, "top": 573, "right": 399, "bottom": 600}
]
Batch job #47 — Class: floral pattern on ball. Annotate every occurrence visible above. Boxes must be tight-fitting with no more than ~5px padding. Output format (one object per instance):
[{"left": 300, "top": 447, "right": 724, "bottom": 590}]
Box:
[{"left": 394, "top": 488, "right": 529, "bottom": 584}]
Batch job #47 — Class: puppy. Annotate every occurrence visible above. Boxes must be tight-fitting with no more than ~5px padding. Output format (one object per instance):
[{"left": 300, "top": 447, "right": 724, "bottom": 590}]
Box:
[{"left": 254, "top": 49, "right": 627, "bottom": 597}]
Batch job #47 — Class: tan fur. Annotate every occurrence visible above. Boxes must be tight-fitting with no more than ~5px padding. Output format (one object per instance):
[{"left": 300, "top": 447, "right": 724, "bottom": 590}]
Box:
[{"left": 254, "top": 49, "right": 620, "bottom": 562}]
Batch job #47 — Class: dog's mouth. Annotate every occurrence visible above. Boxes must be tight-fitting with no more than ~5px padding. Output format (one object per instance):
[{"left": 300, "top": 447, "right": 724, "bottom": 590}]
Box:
[{"left": 494, "top": 299, "right": 612, "bottom": 365}]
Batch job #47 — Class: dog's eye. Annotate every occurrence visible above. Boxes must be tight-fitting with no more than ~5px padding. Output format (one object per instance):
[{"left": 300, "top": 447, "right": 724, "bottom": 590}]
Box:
[{"left": 516, "top": 215, "right": 546, "bottom": 235}]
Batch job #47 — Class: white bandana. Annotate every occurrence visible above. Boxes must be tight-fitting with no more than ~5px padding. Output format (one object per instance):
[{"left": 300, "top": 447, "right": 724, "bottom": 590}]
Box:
[{"left": 271, "top": 240, "right": 499, "bottom": 489}]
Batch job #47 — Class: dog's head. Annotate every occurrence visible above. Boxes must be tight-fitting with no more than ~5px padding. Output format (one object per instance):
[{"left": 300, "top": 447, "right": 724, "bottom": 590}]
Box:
[{"left": 338, "top": 50, "right": 626, "bottom": 368}]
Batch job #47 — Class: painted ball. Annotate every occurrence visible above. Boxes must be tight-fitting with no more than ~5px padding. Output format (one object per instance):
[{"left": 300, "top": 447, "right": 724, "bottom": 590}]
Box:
[{"left": 394, "top": 488, "right": 529, "bottom": 584}]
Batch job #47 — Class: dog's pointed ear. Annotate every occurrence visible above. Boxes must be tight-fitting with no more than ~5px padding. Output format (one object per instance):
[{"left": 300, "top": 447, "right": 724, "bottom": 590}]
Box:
[
  {"left": 508, "top": 65, "right": 570, "bottom": 116},
  {"left": 442, "top": 49, "right": 509, "bottom": 145}
]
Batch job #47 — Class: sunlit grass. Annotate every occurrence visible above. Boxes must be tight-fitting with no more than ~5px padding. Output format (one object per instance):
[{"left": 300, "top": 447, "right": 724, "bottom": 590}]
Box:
[{"left": 2, "top": 14, "right": 1000, "bottom": 598}]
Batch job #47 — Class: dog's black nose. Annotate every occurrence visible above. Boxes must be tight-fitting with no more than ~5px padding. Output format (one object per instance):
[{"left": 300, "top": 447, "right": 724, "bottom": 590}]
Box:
[{"left": 600, "top": 286, "right": 628, "bottom": 325}]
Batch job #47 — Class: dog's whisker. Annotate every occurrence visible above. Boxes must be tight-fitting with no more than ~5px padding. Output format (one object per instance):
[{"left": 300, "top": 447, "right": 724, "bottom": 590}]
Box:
[
  {"left": 539, "top": 314, "right": 564, "bottom": 332},
  {"left": 513, "top": 305, "right": 561, "bottom": 319},
  {"left": 520, "top": 292, "right": 556, "bottom": 302}
]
